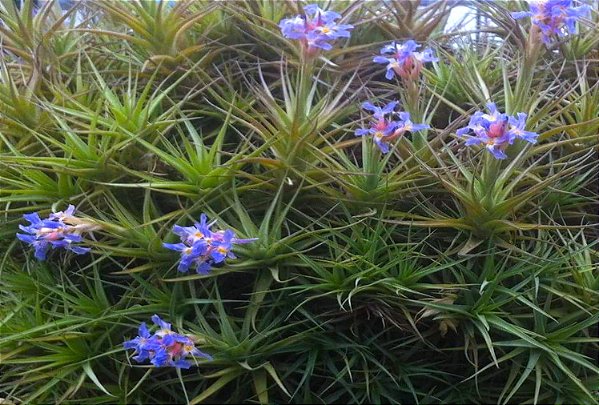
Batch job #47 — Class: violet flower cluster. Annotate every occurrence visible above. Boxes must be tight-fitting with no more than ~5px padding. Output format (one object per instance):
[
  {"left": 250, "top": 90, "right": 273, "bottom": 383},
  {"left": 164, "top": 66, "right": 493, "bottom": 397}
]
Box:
[
  {"left": 373, "top": 40, "right": 438, "bottom": 80},
  {"left": 279, "top": 4, "right": 353, "bottom": 55},
  {"left": 512, "top": 0, "right": 591, "bottom": 43},
  {"left": 124, "top": 315, "right": 212, "bottom": 369},
  {"left": 16, "top": 205, "right": 92, "bottom": 261},
  {"left": 163, "top": 214, "right": 257, "bottom": 274},
  {"left": 457, "top": 103, "right": 538, "bottom": 160},
  {"left": 355, "top": 101, "right": 429, "bottom": 154}
]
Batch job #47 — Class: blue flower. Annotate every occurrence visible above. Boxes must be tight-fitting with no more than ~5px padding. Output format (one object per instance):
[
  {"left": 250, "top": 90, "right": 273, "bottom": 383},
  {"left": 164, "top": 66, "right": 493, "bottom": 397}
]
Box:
[
  {"left": 508, "top": 113, "right": 539, "bottom": 144},
  {"left": 16, "top": 205, "right": 91, "bottom": 261},
  {"left": 209, "top": 229, "right": 235, "bottom": 264},
  {"left": 356, "top": 101, "right": 429, "bottom": 154},
  {"left": 151, "top": 314, "right": 173, "bottom": 335},
  {"left": 48, "top": 204, "right": 76, "bottom": 221},
  {"left": 457, "top": 103, "right": 538, "bottom": 160},
  {"left": 164, "top": 214, "right": 257, "bottom": 274},
  {"left": 172, "top": 213, "right": 213, "bottom": 245},
  {"left": 373, "top": 40, "right": 438, "bottom": 80},
  {"left": 397, "top": 112, "right": 431, "bottom": 134},
  {"left": 123, "top": 322, "right": 160, "bottom": 362},
  {"left": 360, "top": 101, "right": 399, "bottom": 120},
  {"left": 196, "top": 261, "right": 212, "bottom": 275},
  {"left": 179, "top": 335, "right": 212, "bottom": 359},
  {"left": 512, "top": 0, "right": 591, "bottom": 43},
  {"left": 279, "top": 4, "right": 353, "bottom": 55},
  {"left": 124, "top": 315, "right": 212, "bottom": 369},
  {"left": 162, "top": 242, "right": 206, "bottom": 272}
]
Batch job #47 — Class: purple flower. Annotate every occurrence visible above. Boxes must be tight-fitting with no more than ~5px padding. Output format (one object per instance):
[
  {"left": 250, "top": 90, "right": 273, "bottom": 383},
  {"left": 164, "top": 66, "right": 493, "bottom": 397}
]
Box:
[
  {"left": 279, "top": 4, "right": 353, "bottom": 56},
  {"left": 163, "top": 213, "right": 257, "bottom": 274},
  {"left": 512, "top": 0, "right": 591, "bottom": 43},
  {"left": 373, "top": 40, "right": 438, "bottom": 80},
  {"left": 508, "top": 113, "right": 539, "bottom": 144},
  {"left": 123, "top": 322, "right": 159, "bottom": 362},
  {"left": 457, "top": 103, "right": 538, "bottom": 160},
  {"left": 162, "top": 242, "right": 206, "bottom": 272},
  {"left": 360, "top": 100, "right": 400, "bottom": 120},
  {"left": 48, "top": 204, "right": 76, "bottom": 221},
  {"left": 397, "top": 112, "right": 431, "bottom": 134},
  {"left": 151, "top": 314, "right": 173, "bottom": 336},
  {"left": 16, "top": 205, "right": 91, "bottom": 261},
  {"left": 124, "top": 315, "right": 212, "bottom": 369},
  {"left": 208, "top": 229, "right": 235, "bottom": 264},
  {"left": 356, "top": 101, "right": 429, "bottom": 153}
]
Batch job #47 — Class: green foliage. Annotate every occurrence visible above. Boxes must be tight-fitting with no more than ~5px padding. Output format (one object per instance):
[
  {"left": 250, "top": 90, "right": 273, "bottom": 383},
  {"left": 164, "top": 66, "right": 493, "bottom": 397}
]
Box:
[{"left": 1, "top": 1, "right": 598, "bottom": 404}]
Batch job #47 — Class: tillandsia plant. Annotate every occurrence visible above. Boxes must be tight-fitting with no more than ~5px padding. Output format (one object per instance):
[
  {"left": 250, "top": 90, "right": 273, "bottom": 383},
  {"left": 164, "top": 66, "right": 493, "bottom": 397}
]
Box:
[
  {"left": 85, "top": 0, "right": 220, "bottom": 72},
  {"left": 258, "top": 3, "right": 356, "bottom": 174},
  {"left": 401, "top": 96, "right": 592, "bottom": 244},
  {"left": 391, "top": 102, "right": 539, "bottom": 238},
  {"left": 0, "top": 0, "right": 81, "bottom": 90},
  {"left": 508, "top": 0, "right": 592, "bottom": 114},
  {"left": 449, "top": 103, "right": 539, "bottom": 238},
  {"left": 374, "top": 0, "right": 453, "bottom": 42}
]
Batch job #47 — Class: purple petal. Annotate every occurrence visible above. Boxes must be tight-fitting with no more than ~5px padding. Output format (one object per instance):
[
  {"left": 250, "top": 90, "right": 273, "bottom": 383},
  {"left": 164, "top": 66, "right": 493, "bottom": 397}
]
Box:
[
  {"left": 23, "top": 212, "right": 42, "bottom": 225},
  {"left": 409, "top": 123, "right": 430, "bottom": 132},
  {"left": 34, "top": 243, "right": 49, "bottom": 261},
  {"left": 374, "top": 138, "right": 389, "bottom": 154},
  {"left": 487, "top": 146, "right": 507, "bottom": 160},
  {"left": 151, "top": 315, "right": 171, "bottom": 330},
  {"left": 139, "top": 322, "right": 150, "bottom": 338},
  {"left": 16, "top": 233, "right": 36, "bottom": 244},
  {"left": 381, "top": 101, "right": 399, "bottom": 114},
  {"left": 373, "top": 55, "right": 391, "bottom": 64},
  {"left": 464, "top": 137, "right": 483, "bottom": 146},
  {"left": 361, "top": 102, "right": 379, "bottom": 114},
  {"left": 68, "top": 245, "right": 90, "bottom": 255},
  {"left": 511, "top": 11, "right": 532, "bottom": 19},
  {"left": 385, "top": 67, "right": 395, "bottom": 80},
  {"left": 163, "top": 242, "right": 187, "bottom": 252},
  {"left": 173, "top": 358, "right": 192, "bottom": 369},
  {"left": 196, "top": 261, "right": 212, "bottom": 275},
  {"left": 456, "top": 127, "right": 471, "bottom": 136}
]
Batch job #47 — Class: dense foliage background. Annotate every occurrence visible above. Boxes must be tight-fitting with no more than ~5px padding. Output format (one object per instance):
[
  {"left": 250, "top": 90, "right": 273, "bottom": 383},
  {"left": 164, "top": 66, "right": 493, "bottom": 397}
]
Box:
[{"left": 1, "top": 0, "right": 598, "bottom": 403}]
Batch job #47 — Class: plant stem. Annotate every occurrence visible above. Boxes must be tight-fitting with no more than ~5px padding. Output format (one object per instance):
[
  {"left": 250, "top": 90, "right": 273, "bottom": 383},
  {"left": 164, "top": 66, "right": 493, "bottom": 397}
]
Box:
[
  {"left": 286, "top": 52, "right": 316, "bottom": 172},
  {"left": 482, "top": 153, "right": 501, "bottom": 209}
]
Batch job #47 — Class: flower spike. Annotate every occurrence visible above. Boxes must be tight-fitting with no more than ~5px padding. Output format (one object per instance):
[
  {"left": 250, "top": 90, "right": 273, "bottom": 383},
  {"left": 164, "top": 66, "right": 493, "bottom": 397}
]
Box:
[
  {"left": 279, "top": 4, "right": 353, "bottom": 56},
  {"left": 512, "top": 0, "right": 591, "bottom": 44},
  {"left": 163, "top": 214, "right": 257, "bottom": 274},
  {"left": 16, "top": 205, "right": 93, "bottom": 261},
  {"left": 124, "top": 315, "right": 212, "bottom": 369},
  {"left": 457, "top": 104, "right": 538, "bottom": 160},
  {"left": 373, "top": 40, "right": 438, "bottom": 81},
  {"left": 355, "top": 101, "right": 429, "bottom": 154}
]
